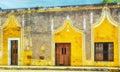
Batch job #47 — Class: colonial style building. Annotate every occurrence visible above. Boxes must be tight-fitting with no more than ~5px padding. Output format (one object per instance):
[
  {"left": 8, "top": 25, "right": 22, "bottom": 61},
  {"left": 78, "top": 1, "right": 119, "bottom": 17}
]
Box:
[{"left": 0, "top": 4, "right": 120, "bottom": 66}]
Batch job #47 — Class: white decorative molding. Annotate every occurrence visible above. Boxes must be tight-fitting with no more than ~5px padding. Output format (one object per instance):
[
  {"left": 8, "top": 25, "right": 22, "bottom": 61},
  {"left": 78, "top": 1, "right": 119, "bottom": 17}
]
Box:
[
  {"left": 51, "top": 18, "right": 54, "bottom": 32},
  {"left": 83, "top": 14, "right": 86, "bottom": 30},
  {"left": 67, "top": 15, "right": 70, "bottom": 20},
  {"left": 22, "top": 14, "right": 25, "bottom": 27},
  {"left": 90, "top": 12, "right": 93, "bottom": 24},
  {"left": 93, "top": 7, "right": 118, "bottom": 28}
]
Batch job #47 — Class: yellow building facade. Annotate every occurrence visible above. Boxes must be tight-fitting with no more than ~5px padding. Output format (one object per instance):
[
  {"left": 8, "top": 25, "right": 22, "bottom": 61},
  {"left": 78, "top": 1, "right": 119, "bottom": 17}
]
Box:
[
  {"left": 1, "top": 15, "right": 21, "bottom": 65},
  {"left": 91, "top": 8, "right": 119, "bottom": 66},
  {"left": 0, "top": 7, "right": 119, "bottom": 67},
  {"left": 54, "top": 17, "right": 84, "bottom": 66}
]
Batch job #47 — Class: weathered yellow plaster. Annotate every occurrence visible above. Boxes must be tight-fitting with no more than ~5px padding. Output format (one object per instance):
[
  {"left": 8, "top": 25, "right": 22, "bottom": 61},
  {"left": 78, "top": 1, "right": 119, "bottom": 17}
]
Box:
[
  {"left": 54, "top": 18, "right": 84, "bottom": 66},
  {"left": 1, "top": 15, "right": 21, "bottom": 65},
  {"left": 92, "top": 7, "right": 119, "bottom": 66},
  {"left": 23, "top": 50, "right": 32, "bottom": 65}
]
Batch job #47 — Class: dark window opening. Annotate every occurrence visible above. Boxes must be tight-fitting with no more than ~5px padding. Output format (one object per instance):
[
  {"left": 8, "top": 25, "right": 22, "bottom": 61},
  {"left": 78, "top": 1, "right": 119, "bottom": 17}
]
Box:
[
  {"left": 62, "top": 48, "right": 66, "bottom": 55},
  {"left": 94, "top": 42, "right": 114, "bottom": 61},
  {"left": 39, "top": 56, "right": 44, "bottom": 60},
  {"left": 103, "top": 43, "right": 108, "bottom": 61},
  {"left": 27, "top": 55, "right": 32, "bottom": 59},
  {"left": 13, "top": 49, "right": 17, "bottom": 54}
]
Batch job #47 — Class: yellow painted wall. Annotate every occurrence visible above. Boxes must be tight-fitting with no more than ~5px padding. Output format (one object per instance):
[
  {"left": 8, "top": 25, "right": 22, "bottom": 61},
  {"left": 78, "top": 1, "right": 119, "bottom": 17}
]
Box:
[
  {"left": 93, "top": 18, "right": 118, "bottom": 66},
  {"left": 23, "top": 50, "right": 32, "bottom": 65},
  {"left": 54, "top": 19, "right": 83, "bottom": 66},
  {"left": 2, "top": 15, "right": 21, "bottom": 65}
]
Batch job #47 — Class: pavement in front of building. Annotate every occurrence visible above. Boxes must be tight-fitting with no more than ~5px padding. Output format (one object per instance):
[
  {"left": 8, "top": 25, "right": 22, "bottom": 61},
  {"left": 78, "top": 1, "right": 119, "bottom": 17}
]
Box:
[{"left": 0, "top": 66, "right": 119, "bottom": 72}]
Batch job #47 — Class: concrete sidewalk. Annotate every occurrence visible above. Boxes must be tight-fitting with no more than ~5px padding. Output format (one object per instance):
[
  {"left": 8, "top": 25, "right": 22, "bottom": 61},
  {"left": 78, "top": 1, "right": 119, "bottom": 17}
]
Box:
[{"left": 0, "top": 66, "right": 119, "bottom": 71}]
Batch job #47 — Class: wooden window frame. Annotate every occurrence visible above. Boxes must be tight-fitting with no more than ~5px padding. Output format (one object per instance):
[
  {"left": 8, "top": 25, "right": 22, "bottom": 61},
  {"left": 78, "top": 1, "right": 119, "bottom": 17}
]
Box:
[{"left": 94, "top": 42, "right": 114, "bottom": 61}]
